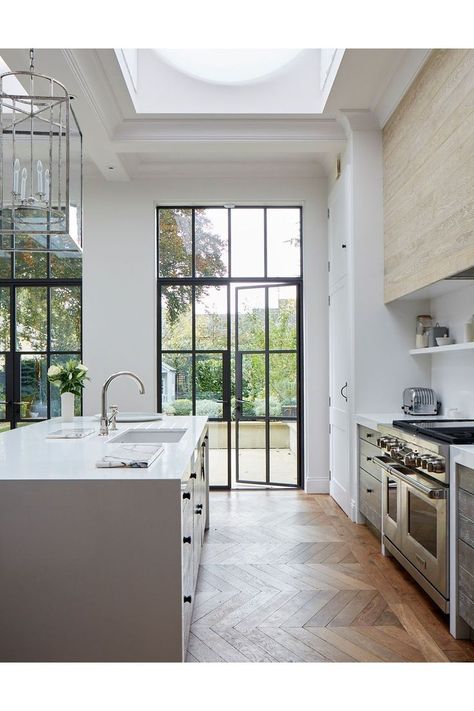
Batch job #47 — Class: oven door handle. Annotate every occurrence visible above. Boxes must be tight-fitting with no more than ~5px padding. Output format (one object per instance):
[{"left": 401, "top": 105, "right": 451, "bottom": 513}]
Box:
[{"left": 373, "top": 456, "right": 448, "bottom": 500}]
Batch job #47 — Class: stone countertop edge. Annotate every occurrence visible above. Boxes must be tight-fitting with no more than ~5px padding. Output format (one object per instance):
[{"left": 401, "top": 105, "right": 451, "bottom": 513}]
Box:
[{"left": 0, "top": 415, "right": 208, "bottom": 482}]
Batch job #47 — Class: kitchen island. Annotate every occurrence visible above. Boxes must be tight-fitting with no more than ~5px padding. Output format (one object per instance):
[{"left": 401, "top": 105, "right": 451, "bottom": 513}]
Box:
[{"left": 0, "top": 416, "right": 209, "bottom": 662}]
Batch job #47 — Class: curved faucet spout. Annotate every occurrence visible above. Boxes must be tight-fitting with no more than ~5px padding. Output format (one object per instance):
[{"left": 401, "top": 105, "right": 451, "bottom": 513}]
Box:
[{"left": 100, "top": 371, "right": 145, "bottom": 436}]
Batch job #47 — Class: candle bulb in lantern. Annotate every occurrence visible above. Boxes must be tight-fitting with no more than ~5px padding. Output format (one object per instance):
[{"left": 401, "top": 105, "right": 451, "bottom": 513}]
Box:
[
  {"left": 13, "top": 159, "right": 21, "bottom": 195},
  {"left": 36, "top": 160, "right": 43, "bottom": 196},
  {"left": 44, "top": 168, "right": 50, "bottom": 202},
  {"left": 20, "top": 168, "right": 27, "bottom": 201}
]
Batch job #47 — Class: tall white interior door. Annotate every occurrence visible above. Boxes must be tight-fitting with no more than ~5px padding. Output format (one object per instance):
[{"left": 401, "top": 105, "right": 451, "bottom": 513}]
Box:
[{"left": 328, "top": 175, "right": 351, "bottom": 516}]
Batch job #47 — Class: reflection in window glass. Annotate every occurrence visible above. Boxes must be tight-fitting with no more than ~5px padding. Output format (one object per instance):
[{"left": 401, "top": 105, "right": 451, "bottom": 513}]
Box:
[
  {"left": 0, "top": 287, "right": 10, "bottom": 351},
  {"left": 269, "top": 421, "right": 298, "bottom": 485},
  {"left": 195, "top": 286, "right": 227, "bottom": 351},
  {"left": 161, "top": 285, "right": 192, "bottom": 350},
  {"left": 16, "top": 287, "right": 47, "bottom": 351},
  {"left": 161, "top": 353, "right": 192, "bottom": 415},
  {"left": 159, "top": 208, "right": 192, "bottom": 277},
  {"left": 196, "top": 353, "right": 223, "bottom": 418},
  {"left": 195, "top": 208, "right": 228, "bottom": 277},
  {"left": 266, "top": 208, "right": 301, "bottom": 277},
  {"left": 50, "top": 253, "right": 82, "bottom": 279},
  {"left": 268, "top": 285, "right": 297, "bottom": 350},
  {"left": 14, "top": 236, "right": 48, "bottom": 279},
  {"left": 50, "top": 286, "right": 81, "bottom": 351},
  {"left": 240, "top": 353, "right": 266, "bottom": 417},
  {"left": 269, "top": 353, "right": 297, "bottom": 415},
  {"left": 19, "top": 354, "right": 47, "bottom": 419},
  {"left": 231, "top": 209, "right": 264, "bottom": 277},
  {"left": 0, "top": 247, "right": 12, "bottom": 278},
  {"left": 237, "top": 287, "right": 265, "bottom": 351}
]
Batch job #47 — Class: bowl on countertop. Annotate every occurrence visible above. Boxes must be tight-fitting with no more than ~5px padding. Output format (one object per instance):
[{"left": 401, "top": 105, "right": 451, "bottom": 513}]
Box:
[{"left": 436, "top": 336, "right": 454, "bottom": 346}]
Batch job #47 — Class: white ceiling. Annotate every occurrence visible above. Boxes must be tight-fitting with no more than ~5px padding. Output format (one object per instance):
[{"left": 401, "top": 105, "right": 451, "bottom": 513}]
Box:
[{"left": 0, "top": 48, "right": 430, "bottom": 181}]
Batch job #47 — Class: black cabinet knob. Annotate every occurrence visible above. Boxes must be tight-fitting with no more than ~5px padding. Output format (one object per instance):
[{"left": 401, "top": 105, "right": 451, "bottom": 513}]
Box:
[
  {"left": 183, "top": 536, "right": 192, "bottom": 544},
  {"left": 190, "top": 472, "right": 197, "bottom": 479},
  {"left": 182, "top": 492, "right": 191, "bottom": 500},
  {"left": 366, "top": 457, "right": 372, "bottom": 462},
  {"left": 195, "top": 509, "right": 202, "bottom": 515},
  {"left": 366, "top": 488, "right": 374, "bottom": 494},
  {"left": 183, "top": 596, "right": 192, "bottom": 604},
  {"left": 196, "top": 504, "right": 203, "bottom": 509}
]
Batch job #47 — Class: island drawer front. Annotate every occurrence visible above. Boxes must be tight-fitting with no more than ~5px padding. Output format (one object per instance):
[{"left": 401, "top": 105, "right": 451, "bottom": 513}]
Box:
[
  {"left": 459, "top": 512, "right": 474, "bottom": 549},
  {"left": 359, "top": 469, "right": 381, "bottom": 531},
  {"left": 459, "top": 466, "right": 474, "bottom": 496},
  {"left": 458, "top": 540, "right": 474, "bottom": 629},
  {"left": 359, "top": 440, "right": 382, "bottom": 482},
  {"left": 458, "top": 488, "right": 474, "bottom": 523},
  {"left": 359, "top": 425, "right": 379, "bottom": 445},
  {"left": 182, "top": 544, "right": 194, "bottom": 652}
]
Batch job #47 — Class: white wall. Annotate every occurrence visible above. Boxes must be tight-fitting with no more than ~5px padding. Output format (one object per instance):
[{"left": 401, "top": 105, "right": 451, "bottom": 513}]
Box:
[
  {"left": 82, "top": 176, "right": 328, "bottom": 491},
  {"left": 429, "top": 284, "right": 474, "bottom": 417}
]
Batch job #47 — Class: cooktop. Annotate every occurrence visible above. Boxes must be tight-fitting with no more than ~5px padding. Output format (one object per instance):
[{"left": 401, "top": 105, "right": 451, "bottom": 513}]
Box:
[{"left": 392, "top": 419, "right": 474, "bottom": 444}]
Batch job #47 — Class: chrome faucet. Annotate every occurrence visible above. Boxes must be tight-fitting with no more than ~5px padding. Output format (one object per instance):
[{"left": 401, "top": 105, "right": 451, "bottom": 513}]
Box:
[{"left": 99, "top": 371, "right": 145, "bottom": 436}]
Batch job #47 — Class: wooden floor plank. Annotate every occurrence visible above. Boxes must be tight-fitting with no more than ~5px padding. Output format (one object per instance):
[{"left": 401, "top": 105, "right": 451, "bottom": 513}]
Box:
[{"left": 186, "top": 491, "right": 473, "bottom": 663}]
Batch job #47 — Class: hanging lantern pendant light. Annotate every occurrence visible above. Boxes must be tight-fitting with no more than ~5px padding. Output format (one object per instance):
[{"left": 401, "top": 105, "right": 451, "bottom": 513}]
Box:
[{"left": 0, "top": 48, "right": 81, "bottom": 249}]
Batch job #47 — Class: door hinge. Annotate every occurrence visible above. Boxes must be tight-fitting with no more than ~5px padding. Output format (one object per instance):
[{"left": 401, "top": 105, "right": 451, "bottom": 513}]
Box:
[
  {"left": 329, "top": 396, "right": 331, "bottom": 407},
  {"left": 329, "top": 470, "right": 332, "bottom": 481},
  {"left": 328, "top": 260, "right": 331, "bottom": 272},
  {"left": 327, "top": 208, "right": 330, "bottom": 219},
  {"left": 328, "top": 295, "right": 331, "bottom": 306},
  {"left": 329, "top": 423, "right": 332, "bottom": 434}
]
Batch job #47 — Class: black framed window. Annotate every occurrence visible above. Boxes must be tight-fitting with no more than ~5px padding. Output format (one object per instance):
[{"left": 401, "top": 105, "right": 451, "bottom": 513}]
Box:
[
  {"left": 156, "top": 205, "right": 303, "bottom": 489},
  {"left": 0, "top": 242, "right": 82, "bottom": 431}
]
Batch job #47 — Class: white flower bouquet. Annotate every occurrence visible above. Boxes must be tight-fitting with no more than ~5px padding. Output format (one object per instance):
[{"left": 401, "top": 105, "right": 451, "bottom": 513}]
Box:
[{"left": 47, "top": 360, "right": 89, "bottom": 397}]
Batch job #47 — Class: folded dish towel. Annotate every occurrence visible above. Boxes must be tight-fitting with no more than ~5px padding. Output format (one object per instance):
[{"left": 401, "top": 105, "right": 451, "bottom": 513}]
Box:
[{"left": 96, "top": 444, "right": 164, "bottom": 468}]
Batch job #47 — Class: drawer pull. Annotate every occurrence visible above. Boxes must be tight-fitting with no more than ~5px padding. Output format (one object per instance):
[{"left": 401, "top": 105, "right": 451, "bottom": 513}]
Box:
[
  {"left": 184, "top": 596, "right": 192, "bottom": 604},
  {"left": 182, "top": 492, "right": 191, "bottom": 500},
  {"left": 366, "top": 488, "right": 374, "bottom": 494},
  {"left": 190, "top": 472, "right": 197, "bottom": 479},
  {"left": 196, "top": 504, "right": 203, "bottom": 509},
  {"left": 183, "top": 536, "right": 192, "bottom": 544},
  {"left": 366, "top": 456, "right": 372, "bottom": 462},
  {"left": 195, "top": 509, "right": 202, "bottom": 515},
  {"left": 366, "top": 433, "right": 373, "bottom": 438}
]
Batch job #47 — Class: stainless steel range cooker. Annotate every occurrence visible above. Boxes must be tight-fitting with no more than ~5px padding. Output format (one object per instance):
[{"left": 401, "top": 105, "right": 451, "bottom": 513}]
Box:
[{"left": 374, "top": 420, "right": 474, "bottom": 613}]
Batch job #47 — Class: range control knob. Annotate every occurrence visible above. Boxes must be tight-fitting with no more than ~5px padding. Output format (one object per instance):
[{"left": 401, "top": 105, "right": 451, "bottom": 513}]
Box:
[
  {"left": 403, "top": 451, "right": 418, "bottom": 467},
  {"left": 427, "top": 458, "right": 445, "bottom": 473}
]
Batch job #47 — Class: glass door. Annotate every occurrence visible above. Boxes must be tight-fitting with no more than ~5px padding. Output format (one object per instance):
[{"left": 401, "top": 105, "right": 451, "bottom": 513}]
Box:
[{"left": 235, "top": 284, "right": 300, "bottom": 486}]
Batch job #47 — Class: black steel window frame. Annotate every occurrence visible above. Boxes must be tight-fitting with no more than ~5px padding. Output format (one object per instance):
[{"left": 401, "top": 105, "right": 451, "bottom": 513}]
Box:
[
  {"left": 156, "top": 205, "right": 304, "bottom": 490},
  {"left": 0, "top": 263, "right": 82, "bottom": 428}
]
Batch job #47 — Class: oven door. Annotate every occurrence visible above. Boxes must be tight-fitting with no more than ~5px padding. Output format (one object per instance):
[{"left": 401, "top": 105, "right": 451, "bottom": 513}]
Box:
[
  {"left": 400, "top": 477, "right": 448, "bottom": 597},
  {"left": 376, "top": 456, "right": 402, "bottom": 548}
]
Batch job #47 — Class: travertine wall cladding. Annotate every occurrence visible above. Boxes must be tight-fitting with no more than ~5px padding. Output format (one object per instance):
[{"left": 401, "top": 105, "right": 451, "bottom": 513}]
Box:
[{"left": 383, "top": 49, "right": 474, "bottom": 302}]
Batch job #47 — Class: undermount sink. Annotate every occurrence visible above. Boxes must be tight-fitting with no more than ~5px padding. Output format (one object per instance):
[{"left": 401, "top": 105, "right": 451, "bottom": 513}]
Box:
[{"left": 107, "top": 428, "right": 186, "bottom": 445}]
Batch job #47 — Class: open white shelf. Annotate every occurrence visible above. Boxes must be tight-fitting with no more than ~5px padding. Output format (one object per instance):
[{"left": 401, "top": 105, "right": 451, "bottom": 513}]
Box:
[{"left": 410, "top": 342, "right": 474, "bottom": 355}]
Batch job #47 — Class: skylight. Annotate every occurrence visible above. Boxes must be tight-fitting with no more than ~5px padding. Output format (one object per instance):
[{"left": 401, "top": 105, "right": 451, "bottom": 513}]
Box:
[{"left": 154, "top": 49, "right": 303, "bottom": 85}]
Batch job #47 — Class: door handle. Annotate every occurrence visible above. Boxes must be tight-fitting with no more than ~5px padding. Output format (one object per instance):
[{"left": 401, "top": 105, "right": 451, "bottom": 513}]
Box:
[
  {"left": 0, "top": 400, "right": 10, "bottom": 405},
  {"left": 340, "top": 383, "right": 348, "bottom": 401}
]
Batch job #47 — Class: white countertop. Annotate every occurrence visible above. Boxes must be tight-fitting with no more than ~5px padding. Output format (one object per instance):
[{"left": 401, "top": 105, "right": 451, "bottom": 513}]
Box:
[
  {"left": 0, "top": 416, "right": 208, "bottom": 481},
  {"left": 354, "top": 412, "right": 455, "bottom": 430}
]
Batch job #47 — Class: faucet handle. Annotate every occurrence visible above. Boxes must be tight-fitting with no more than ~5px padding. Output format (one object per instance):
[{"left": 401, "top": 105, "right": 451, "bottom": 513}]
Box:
[{"left": 109, "top": 405, "right": 119, "bottom": 431}]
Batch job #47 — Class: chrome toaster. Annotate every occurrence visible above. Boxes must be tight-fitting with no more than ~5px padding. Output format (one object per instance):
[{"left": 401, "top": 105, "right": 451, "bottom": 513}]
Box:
[{"left": 402, "top": 387, "right": 439, "bottom": 415}]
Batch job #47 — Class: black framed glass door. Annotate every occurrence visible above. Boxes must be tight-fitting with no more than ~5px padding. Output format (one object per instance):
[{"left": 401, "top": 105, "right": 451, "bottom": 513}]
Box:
[
  {"left": 235, "top": 284, "right": 300, "bottom": 486},
  {"left": 157, "top": 205, "right": 303, "bottom": 489}
]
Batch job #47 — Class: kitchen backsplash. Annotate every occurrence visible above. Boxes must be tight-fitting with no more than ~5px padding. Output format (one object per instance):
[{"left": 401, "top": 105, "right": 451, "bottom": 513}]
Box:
[{"left": 430, "top": 283, "right": 474, "bottom": 417}]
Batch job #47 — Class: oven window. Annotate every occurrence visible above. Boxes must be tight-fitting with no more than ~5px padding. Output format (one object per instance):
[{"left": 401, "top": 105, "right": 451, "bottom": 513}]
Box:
[
  {"left": 408, "top": 492, "right": 437, "bottom": 558},
  {"left": 387, "top": 477, "right": 398, "bottom": 522}
]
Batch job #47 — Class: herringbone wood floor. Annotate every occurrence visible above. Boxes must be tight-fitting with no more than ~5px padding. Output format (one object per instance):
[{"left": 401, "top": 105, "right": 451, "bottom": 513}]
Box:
[{"left": 186, "top": 490, "right": 474, "bottom": 663}]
